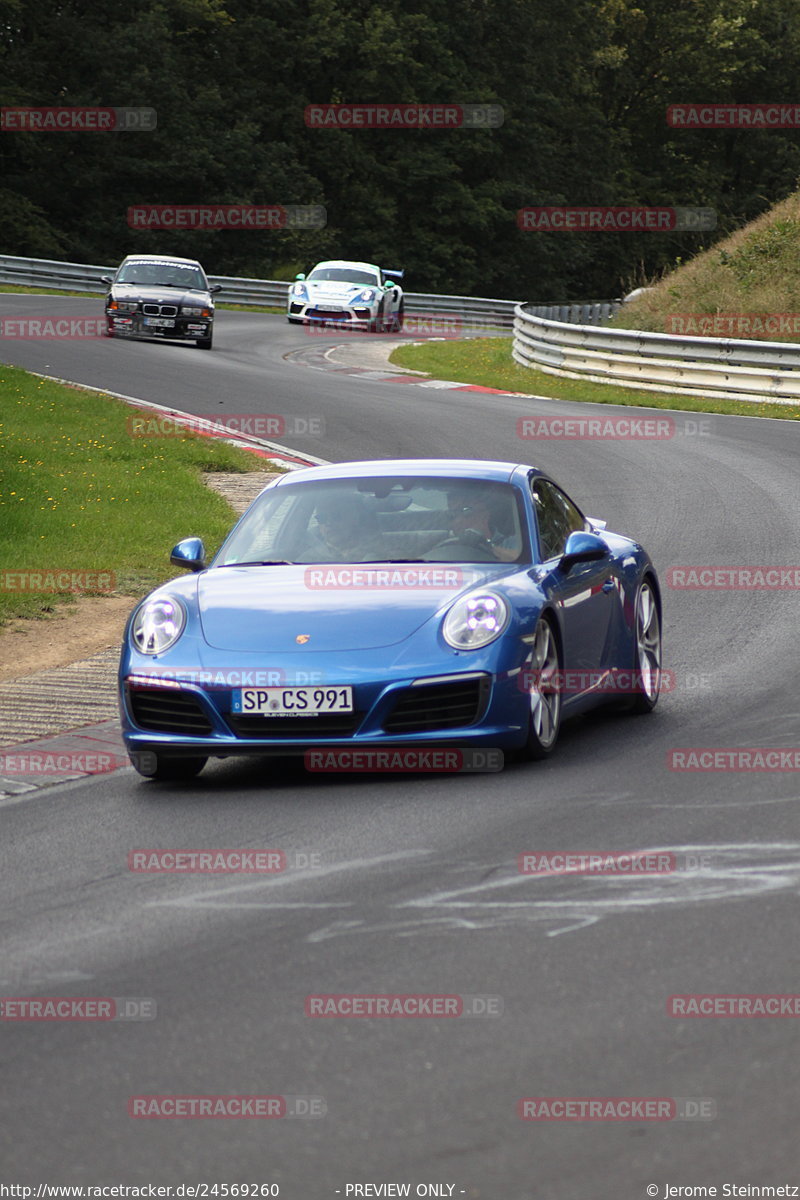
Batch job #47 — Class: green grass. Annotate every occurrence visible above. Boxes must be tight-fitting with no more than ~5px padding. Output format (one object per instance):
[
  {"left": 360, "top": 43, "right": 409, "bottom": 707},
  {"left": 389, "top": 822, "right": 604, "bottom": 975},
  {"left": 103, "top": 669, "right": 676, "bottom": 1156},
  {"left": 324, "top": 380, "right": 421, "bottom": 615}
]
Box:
[
  {"left": 0, "top": 283, "right": 284, "bottom": 314},
  {"left": 612, "top": 189, "right": 800, "bottom": 340},
  {"left": 0, "top": 364, "right": 274, "bottom": 625},
  {"left": 389, "top": 337, "right": 800, "bottom": 420}
]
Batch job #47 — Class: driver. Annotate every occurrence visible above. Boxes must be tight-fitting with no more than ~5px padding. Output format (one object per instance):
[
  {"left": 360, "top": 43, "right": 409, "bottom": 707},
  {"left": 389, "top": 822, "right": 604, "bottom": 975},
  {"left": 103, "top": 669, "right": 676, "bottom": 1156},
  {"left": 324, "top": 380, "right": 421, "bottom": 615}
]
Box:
[{"left": 438, "top": 487, "right": 522, "bottom": 562}]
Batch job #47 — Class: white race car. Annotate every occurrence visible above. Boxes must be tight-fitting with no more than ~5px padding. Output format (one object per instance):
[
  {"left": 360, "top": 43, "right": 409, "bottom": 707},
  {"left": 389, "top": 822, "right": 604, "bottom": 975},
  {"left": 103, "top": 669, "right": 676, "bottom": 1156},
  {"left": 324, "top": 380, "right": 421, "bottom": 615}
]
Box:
[{"left": 287, "top": 259, "right": 404, "bottom": 332}]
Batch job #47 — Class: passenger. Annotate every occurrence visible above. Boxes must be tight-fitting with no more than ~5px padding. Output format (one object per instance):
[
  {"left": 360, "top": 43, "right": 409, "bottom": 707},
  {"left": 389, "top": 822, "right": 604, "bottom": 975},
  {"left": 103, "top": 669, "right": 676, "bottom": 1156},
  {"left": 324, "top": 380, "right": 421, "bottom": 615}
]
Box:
[{"left": 313, "top": 494, "right": 389, "bottom": 562}]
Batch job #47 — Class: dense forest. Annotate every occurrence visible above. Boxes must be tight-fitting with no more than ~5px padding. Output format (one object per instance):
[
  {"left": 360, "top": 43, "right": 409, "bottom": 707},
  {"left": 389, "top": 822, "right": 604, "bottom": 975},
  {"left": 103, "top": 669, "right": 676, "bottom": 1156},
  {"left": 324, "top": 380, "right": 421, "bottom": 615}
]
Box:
[{"left": 2, "top": 0, "right": 800, "bottom": 299}]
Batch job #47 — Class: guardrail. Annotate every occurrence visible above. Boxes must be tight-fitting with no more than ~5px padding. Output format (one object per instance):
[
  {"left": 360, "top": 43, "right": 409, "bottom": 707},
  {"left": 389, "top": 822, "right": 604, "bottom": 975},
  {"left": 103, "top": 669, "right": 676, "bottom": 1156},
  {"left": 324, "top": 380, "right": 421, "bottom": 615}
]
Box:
[
  {"left": 0, "top": 254, "right": 617, "bottom": 330},
  {"left": 513, "top": 304, "right": 800, "bottom": 402}
]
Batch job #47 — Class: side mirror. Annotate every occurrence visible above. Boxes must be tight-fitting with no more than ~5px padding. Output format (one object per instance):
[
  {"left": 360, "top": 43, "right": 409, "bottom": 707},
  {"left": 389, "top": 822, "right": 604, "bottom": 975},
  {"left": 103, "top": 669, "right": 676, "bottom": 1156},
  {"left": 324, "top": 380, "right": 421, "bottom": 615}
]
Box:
[
  {"left": 558, "top": 530, "right": 609, "bottom": 573},
  {"left": 295, "top": 272, "right": 306, "bottom": 281},
  {"left": 209, "top": 284, "right": 222, "bottom": 294},
  {"left": 170, "top": 537, "right": 206, "bottom": 572},
  {"left": 100, "top": 276, "right": 112, "bottom": 285},
  {"left": 384, "top": 281, "right": 395, "bottom": 290}
]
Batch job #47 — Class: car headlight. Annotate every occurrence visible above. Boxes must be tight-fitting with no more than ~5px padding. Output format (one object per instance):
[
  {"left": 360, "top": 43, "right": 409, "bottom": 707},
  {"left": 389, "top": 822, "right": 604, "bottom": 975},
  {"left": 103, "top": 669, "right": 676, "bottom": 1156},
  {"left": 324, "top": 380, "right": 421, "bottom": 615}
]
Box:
[
  {"left": 109, "top": 301, "right": 137, "bottom": 312},
  {"left": 182, "top": 305, "right": 211, "bottom": 317},
  {"left": 442, "top": 590, "right": 509, "bottom": 650},
  {"left": 131, "top": 595, "right": 186, "bottom": 655},
  {"left": 292, "top": 283, "right": 309, "bottom": 299},
  {"left": 351, "top": 289, "right": 376, "bottom": 304}
]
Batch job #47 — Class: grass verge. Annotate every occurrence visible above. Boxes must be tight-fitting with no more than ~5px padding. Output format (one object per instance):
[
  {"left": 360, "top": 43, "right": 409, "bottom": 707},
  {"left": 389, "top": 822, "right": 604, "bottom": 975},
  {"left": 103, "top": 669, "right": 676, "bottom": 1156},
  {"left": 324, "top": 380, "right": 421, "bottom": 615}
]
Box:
[
  {"left": 0, "top": 363, "right": 274, "bottom": 626},
  {"left": 389, "top": 337, "right": 800, "bottom": 420},
  {"left": 611, "top": 190, "right": 800, "bottom": 339}
]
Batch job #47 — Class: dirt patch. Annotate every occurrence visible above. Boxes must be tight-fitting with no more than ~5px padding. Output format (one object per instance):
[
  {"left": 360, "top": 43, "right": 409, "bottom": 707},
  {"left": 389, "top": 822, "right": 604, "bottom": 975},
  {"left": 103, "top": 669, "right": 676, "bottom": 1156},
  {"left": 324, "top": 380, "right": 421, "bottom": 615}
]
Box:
[{"left": 0, "top": 596, "right": 135, "bottom": 682}]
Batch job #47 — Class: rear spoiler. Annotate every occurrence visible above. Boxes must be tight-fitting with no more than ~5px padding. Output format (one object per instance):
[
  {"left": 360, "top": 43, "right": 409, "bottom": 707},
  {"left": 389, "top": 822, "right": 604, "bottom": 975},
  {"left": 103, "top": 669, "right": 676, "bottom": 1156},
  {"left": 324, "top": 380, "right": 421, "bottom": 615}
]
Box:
[{"left": 382, "top": 269, "right": 405, "bottom": 283}]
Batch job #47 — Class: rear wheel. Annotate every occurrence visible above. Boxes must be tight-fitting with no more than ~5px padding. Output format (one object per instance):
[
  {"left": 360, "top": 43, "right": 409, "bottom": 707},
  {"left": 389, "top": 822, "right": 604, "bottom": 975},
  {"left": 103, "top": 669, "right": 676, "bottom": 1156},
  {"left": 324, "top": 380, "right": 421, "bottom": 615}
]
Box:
[
  {"left": 129, "top": 752, "right": 207, "bottom": 781},
  {"left": 522, "top": 616, "right": 562, "bottom": 759},
  {"left": 628, "top": 578, "right": 662, "bottom": 714}
]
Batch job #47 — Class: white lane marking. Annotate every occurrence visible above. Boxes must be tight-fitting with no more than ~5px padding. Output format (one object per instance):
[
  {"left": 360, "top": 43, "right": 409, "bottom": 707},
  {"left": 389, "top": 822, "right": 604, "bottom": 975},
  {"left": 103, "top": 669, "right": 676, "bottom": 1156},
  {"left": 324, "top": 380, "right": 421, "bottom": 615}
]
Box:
[
  {"left": 145, "top": 848, "right": 431, "bottom": 909},
  {"left": 306, "top": 843, "right": 800, "bottom": 942}
]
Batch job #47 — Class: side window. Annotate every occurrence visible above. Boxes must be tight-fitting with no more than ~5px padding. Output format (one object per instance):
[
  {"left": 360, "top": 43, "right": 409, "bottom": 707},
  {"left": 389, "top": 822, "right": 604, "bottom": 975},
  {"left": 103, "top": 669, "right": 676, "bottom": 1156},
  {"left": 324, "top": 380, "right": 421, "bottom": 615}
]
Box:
[{"left": 531, "top": 479, "right": 586, "bottom": 560}]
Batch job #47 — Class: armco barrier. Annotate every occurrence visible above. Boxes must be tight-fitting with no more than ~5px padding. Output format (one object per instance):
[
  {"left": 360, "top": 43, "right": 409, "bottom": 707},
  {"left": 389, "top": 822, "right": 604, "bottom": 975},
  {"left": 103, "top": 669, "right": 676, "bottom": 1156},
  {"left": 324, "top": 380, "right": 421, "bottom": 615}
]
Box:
[
  {"left": 5, "top": 253, "right": 794, "bottom": 400},
  {"left": 0, "top": 254, "right": 616, "bottom": 330},
  {"left": 512, "top": 304, "right": 800, "bottom": 403}
]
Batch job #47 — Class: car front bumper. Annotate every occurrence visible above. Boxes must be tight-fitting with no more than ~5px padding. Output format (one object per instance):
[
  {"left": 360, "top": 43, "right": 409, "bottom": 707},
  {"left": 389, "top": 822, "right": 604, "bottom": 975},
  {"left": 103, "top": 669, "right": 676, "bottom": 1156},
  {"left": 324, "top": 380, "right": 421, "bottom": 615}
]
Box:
[
  {"left": 106, "top": 312, "right": 212, "bottom": 341},
  {"left": 118, "top": 655, "right": 533, "bottom": 760},
  {"left": 287, "top": 300, "right": 375, "bottom": 327}
]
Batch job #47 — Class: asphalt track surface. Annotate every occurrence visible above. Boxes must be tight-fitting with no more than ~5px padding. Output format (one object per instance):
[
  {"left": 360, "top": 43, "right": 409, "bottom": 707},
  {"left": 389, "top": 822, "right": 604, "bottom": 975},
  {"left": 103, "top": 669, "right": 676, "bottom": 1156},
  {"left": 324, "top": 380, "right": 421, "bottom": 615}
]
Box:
[{"left": 1, "top": 297, "right": 799, "bottom": 1197}]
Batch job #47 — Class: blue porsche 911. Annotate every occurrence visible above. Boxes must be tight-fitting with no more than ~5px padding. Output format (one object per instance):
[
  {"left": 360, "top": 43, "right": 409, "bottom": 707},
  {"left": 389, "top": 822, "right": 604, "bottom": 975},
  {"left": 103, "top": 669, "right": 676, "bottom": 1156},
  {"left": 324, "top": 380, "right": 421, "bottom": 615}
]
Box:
[{"left": 119, "top": 459, "right": 662, "bottom": 780}]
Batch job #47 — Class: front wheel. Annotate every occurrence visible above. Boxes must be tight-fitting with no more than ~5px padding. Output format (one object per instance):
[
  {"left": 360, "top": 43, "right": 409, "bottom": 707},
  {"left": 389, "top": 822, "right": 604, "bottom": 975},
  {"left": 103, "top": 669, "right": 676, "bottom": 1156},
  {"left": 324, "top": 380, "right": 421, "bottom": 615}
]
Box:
[
  {"left": 384, "top": 301, "right": 405, "bottom": 333},
  {"left": 628, "top": 578, "right": 662, "bottom": 714},
  {"left": 196, "top": 334, "right": 213, "bottom": 350},
  {"left": 129, "top": 752, "right": 207, "bottom": 781},
  {"left": 522, "top": 616, "right": 562, "bottom": 759}
]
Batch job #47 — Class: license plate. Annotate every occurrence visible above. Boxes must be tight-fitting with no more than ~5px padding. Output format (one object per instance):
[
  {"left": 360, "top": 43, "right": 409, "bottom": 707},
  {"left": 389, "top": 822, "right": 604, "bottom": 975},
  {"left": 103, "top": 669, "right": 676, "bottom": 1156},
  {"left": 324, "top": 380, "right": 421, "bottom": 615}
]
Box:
[
  {"left": 143, "top": 317, "right": 175, "bottom": 328},
  {"left": 232, "top": 686, "right": 353, "bottom": 716}
]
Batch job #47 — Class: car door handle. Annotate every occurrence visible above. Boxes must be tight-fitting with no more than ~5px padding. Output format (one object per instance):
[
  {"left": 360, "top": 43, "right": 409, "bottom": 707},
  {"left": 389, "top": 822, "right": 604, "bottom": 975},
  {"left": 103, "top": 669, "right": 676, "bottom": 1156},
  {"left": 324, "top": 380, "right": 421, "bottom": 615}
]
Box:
[{"left": 602, "top": 578, "right": 615, "bottom": 593}]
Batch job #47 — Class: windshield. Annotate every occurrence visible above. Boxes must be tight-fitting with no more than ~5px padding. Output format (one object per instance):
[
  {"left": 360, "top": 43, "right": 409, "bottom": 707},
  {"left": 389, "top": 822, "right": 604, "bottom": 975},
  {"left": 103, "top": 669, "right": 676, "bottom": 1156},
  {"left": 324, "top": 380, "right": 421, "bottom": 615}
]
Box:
[
  {"left": 307, "top": 267, "right": 380, "bottom": 286},
  {"left": 213, "top": 477, "right": 529, "bottom": 566},
  {"left": 116, "top": 261, "right": 207, "bottom": 290}
]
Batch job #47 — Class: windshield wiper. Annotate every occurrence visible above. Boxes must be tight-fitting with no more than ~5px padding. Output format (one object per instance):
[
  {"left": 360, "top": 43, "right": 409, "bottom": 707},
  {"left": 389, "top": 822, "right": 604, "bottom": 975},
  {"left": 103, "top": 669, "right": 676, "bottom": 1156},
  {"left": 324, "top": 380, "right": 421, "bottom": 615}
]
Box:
[{"left": 217, "top": 560, "right": 295, "bottom": 567}]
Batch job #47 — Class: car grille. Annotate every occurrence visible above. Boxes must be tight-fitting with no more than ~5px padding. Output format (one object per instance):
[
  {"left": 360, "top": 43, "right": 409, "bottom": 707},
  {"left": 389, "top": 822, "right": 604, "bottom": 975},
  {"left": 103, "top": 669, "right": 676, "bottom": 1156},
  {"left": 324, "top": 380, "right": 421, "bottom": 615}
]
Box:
[
  {"left": 142, "top": 303, "right": 178, "bottom": 317},
  {"left": 127, "top": 687, "right": 213, "bottom": 735},
  {"left": 308, "top": 308, "right": 348, "bottom": 319},
  {"left": 382, "top": 675, "right": 490, "bottom": 734},
  {"left": 226, "top": 712, "right": 364, "bottom": 738}
]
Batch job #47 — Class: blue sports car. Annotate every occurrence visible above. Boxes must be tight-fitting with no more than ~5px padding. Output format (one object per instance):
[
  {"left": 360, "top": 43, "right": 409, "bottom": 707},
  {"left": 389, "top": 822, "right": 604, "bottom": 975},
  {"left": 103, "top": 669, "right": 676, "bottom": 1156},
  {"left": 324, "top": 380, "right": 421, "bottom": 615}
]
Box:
[{"left": 119, "top": 459, "right": 662, "bottom": 780}]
